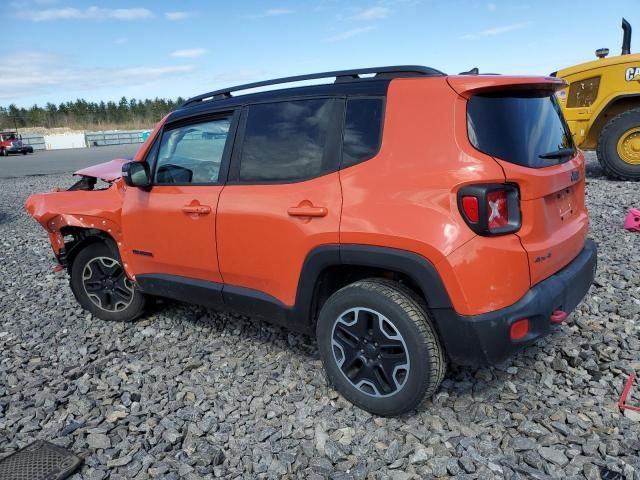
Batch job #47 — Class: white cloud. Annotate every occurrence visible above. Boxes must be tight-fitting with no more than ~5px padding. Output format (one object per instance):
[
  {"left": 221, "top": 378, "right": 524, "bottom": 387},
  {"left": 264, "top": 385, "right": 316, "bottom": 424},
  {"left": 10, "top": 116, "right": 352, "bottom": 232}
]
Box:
[
  {"left": 325, "top": 26, "right": 377, "bottom": 42},
  {"left": 23, "top": 6, "right": 153, "bottom": 21},
  {"left": 462, "top": 22, "right": 529, "bottom": 39},
  {"left": 352, "top": 6, "right": 390, "bottom": 20},
  {"left": 0, "top": 52, "right": 194, "bottom": 101},
  {"left": 264, "top": 8, "right": 294, "bottom": 16},
  {"left": 171, "top": 48, "right": 208, "bottom": 58},
  {"left": 165, "top": 11, "right": 193, "bottom": 20},
  {"left": 243, "top": 8, "right": 294, "bottom": 19}
]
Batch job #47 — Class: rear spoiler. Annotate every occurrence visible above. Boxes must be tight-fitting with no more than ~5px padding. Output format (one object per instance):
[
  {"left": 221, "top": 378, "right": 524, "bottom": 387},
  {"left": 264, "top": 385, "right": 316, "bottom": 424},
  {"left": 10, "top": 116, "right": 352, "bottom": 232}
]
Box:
[{"left": 446, "top": 75, "right": 567, "bottom": 96}]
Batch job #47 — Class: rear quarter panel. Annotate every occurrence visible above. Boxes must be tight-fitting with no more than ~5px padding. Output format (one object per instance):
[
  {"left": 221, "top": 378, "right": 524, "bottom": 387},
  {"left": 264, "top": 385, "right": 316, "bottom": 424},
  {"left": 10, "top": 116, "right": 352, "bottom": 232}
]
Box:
[
  {"left": 340, "top": 77, "right": 532, "bottom": 315},
  {"left": 339, "top": 77, "right": 487, "bottom": 263}
]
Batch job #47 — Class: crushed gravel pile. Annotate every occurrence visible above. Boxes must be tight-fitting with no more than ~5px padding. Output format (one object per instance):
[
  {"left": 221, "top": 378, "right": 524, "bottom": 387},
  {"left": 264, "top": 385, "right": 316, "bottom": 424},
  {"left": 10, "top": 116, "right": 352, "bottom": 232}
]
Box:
[{"left": 1, "top": 153, "right": 639, "bottom": 479}]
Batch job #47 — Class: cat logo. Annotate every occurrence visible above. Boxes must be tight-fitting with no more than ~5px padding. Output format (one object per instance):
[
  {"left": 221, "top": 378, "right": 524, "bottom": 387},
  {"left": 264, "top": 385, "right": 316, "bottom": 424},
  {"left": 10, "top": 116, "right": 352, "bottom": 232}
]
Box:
[{"left": 624, "top": 67, "right": 640, "bottom": 81}]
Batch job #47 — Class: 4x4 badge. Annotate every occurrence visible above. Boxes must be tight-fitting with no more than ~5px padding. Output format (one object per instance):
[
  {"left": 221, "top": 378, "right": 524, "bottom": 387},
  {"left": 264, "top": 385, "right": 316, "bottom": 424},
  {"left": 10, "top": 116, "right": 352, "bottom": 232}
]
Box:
[{"left": 571, "top": 170, "right": 580, "bottom": 182}]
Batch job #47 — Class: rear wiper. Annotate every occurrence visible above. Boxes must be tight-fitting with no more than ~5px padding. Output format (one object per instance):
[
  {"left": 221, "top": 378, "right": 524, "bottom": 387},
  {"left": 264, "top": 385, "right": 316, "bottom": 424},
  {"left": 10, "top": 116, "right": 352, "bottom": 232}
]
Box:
[{"left": 538, "top": 148, "right": 576, "bottom": 159}]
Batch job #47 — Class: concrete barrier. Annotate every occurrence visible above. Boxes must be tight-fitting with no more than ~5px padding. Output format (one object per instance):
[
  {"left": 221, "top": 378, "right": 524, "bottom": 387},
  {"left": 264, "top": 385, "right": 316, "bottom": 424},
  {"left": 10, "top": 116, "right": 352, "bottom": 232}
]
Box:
[{"left": 44, "top": 133, "right": 87, "bottom": 150}]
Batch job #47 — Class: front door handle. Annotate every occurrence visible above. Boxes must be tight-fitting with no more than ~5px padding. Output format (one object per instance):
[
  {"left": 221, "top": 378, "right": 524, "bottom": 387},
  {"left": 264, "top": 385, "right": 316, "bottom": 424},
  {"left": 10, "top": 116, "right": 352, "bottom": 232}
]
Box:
[
  {"left": 287, "top": 205, "right": 328, "bottom": 217},
  {"left": 182, "top": 204, "right": 211, "bottom": 215}
]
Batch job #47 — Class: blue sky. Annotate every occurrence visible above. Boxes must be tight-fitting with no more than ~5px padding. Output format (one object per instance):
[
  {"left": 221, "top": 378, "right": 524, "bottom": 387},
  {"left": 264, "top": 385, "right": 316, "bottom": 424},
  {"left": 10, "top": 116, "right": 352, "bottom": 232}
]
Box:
[{"left": 2, "top": 0, "right": 637, "bottom": 107}]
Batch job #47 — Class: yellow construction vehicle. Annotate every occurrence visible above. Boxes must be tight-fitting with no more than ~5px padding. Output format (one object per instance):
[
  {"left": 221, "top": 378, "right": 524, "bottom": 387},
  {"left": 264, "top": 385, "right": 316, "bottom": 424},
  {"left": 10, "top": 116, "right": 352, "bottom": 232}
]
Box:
[{"left": 554, "top": 18, "right": 640, "bottom": 180}]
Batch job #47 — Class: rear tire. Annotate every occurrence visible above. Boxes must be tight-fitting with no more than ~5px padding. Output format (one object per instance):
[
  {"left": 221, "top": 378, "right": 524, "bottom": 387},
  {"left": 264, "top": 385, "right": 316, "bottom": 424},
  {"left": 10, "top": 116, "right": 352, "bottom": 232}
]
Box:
[
  {"left": 0, "top": 148, "right": 6, "bottom": 157},
  {"left": 597, "top": 108, "right": 640, "bottom": 180},
  {"left": 70, "top": 242, "right": 146, "bottom": 322},
  {"left": 316, "top": 278, "right": 446, "bottom": 416}
]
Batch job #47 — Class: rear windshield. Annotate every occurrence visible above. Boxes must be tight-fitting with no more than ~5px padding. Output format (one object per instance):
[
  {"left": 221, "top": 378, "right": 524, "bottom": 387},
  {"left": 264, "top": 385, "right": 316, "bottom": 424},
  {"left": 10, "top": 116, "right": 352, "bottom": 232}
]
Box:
[{"left": 467, "top": 91, "right": 575, "bottom": 168}]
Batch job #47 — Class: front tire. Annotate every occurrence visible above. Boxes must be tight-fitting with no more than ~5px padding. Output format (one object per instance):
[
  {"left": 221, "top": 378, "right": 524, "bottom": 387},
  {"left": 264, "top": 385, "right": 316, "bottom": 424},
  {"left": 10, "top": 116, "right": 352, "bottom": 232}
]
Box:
[
  {"left": 597, "top": 108, "right": 640, "bottom": 180},
  {"left": 70, "top": 242, "right": 146, "bottom": 322},
  {"left": 316, "top": 279, "right": 446, "bottom": 416}
]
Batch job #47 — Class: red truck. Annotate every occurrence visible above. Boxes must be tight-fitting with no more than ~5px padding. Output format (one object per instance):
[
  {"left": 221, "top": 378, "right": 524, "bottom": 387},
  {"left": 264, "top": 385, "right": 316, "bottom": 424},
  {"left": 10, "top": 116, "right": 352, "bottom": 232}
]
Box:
[{"left": 0, "top": 131, "right": 33, "bottom": 156}]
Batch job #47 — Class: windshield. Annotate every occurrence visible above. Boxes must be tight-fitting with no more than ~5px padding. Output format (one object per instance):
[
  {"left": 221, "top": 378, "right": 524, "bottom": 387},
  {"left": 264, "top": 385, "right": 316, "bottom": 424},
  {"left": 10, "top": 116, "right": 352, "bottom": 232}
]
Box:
[
  {"left": 1, "top": 134, "right": 17, "bottom": 141},
  {"left": 467, "top": 91, "right": 575, "bottom": 168}
]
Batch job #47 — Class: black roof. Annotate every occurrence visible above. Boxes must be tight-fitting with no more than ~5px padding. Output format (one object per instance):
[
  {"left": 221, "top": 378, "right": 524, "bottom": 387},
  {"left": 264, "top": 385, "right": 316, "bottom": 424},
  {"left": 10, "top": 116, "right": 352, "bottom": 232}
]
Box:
[{"left": 169, "top": 66, "right": 444, "bottom": 122}]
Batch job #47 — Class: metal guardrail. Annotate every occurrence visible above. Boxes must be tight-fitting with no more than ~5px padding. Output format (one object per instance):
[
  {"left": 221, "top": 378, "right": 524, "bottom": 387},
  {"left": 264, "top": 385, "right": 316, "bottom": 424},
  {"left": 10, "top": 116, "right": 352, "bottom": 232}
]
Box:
[
  {"left": 85, "top": 130, "right": 150, "bottom": 147},
  {"left": 8, "top": 131, "right": 151, "bottom": 151},
  {"left": 21, "top": 135, "right": 46, "bottom": 151}
]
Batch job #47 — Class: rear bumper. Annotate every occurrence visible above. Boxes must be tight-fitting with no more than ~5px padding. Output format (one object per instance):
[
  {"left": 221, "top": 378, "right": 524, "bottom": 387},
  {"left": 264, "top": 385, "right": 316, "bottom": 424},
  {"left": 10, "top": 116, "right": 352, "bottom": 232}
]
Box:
[{"left": 434, "top": 238, "right": 597, "bottom": 366}]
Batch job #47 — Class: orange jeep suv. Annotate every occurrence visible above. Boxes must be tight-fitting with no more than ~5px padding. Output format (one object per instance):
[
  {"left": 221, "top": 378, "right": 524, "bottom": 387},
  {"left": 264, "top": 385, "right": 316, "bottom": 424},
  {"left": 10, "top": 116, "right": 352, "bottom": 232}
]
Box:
[{"left": 26, "top": 66, "right": 597, "bottom": 416}]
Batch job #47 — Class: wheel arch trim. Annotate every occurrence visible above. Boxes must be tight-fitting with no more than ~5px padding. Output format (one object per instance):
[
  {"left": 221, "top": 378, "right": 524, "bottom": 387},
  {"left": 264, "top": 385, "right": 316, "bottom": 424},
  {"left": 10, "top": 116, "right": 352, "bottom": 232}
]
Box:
[
  {"left": 294, "top": 244, "right": 454, "bottom": 327},
  {"left": 58, "top": 226, "right": 121, "bottom": 270},
  {"left": 588, "top": 93, "right": 640, "bottom": 143}
]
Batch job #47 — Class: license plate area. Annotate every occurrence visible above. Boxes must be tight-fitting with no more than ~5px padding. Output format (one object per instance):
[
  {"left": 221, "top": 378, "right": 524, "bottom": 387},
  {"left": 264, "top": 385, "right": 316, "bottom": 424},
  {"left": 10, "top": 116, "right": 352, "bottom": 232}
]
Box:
[{"left": 553, "top": 186, "right": 576, "bottom": 222}]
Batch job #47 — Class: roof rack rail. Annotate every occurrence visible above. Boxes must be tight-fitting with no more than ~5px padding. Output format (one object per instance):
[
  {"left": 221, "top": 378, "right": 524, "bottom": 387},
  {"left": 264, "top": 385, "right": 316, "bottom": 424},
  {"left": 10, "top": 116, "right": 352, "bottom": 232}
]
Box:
[{"left": 182, "top": 65, "right": 444, "bottom": 107}]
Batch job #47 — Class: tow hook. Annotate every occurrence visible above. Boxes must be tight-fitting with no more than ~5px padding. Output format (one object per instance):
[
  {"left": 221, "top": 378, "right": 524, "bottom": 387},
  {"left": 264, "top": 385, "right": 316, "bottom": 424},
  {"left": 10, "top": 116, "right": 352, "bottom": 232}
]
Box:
[{"left": 550, "top": 309, "right": 568, "bottom": 323}]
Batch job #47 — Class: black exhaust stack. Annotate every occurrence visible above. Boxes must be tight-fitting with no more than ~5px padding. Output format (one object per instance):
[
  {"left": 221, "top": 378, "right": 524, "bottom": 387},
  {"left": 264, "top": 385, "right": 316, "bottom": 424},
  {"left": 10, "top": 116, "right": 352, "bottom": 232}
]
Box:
[{"left": 622, "top": 18, "right": 632, "bottom": 55}]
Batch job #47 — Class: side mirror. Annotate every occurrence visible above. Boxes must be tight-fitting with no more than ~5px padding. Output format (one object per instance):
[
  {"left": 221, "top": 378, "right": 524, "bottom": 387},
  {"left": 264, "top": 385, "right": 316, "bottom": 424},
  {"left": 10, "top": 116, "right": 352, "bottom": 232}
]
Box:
[{"left": 122, "top": 161, "right": 151, "bottom": 188}]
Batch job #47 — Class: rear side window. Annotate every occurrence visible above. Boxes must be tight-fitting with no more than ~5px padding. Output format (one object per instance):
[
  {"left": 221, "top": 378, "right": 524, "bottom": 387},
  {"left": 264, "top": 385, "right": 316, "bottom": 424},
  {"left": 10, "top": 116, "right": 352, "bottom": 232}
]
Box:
[
  {"left": 467, "top": 91, "right": 575, "bottom": 168},
  {"left": 238, "top": 99, "right": 336, "bottom": 182},
  {"left": 342, "top": 98, "right": 384, "bottom": 167}
]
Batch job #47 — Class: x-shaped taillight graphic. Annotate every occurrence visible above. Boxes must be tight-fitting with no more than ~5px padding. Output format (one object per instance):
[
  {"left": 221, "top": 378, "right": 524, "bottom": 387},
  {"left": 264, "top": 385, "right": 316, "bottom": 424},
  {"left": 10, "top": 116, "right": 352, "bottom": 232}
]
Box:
[{"left": 488, "top": 198, "right": 502, "bottom": 223}]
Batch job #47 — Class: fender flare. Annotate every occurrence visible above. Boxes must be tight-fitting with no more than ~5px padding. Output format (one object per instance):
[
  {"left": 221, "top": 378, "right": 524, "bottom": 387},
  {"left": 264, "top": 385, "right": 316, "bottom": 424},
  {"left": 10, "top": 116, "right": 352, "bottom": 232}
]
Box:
[
  {"left": 293, "top": 244, "right": 454, "bottom": 328},
  {"left": 58, "top": 227, "right": 119, "bottom": 269},
  {"left": 590, "top": 93, "right": 640, "bottom": 133}
]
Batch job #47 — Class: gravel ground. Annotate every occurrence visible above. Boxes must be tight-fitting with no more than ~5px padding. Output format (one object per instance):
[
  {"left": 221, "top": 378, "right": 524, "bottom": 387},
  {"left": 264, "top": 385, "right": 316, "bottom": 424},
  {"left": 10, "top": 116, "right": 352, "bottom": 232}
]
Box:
[{"left": 1, "top": 153, "right": 639, "bottom": 480}]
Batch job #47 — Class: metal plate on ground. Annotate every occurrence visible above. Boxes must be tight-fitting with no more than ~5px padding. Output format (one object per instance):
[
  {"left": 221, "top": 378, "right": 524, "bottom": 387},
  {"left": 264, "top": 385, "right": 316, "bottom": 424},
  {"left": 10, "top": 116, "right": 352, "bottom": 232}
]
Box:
[{"left": 0, "top": 440, "right": 82, "bottom": 480}]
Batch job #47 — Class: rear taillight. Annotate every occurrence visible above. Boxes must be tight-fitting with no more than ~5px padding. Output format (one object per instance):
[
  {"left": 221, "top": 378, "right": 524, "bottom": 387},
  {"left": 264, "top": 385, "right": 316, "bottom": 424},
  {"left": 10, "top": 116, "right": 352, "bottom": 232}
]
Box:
[
  {"left": 461, "top": 196, "right": 479, "bottom": 223},
  {"left": 457, "top": 184, "right": 521, "bottom": 235},
  {"left": 486, "top": 190, "right": 508, "bottom": 229}
]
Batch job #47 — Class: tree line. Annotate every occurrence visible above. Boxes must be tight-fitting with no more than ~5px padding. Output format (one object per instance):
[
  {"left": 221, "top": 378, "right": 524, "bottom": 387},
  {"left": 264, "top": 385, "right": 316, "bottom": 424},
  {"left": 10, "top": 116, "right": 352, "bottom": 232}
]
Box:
[{"left": 0, "top": 96, "right": 186, "bottom": 131}]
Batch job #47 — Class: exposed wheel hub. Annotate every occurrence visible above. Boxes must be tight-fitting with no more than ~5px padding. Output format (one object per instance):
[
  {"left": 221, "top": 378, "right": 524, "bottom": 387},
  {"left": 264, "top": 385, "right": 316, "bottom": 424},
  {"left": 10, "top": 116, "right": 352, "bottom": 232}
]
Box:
[
  {"left": 82, "top": 256, "right": 134, "bottom": 312},
  {"left": 617, "top": 127, "right": 640, "bottom": 165},
  {"left": 363, "top": 342, "right": 378, "bottom": 358},
  {"left": 331, "top": 307, "right": 410, "bottom": 397}
]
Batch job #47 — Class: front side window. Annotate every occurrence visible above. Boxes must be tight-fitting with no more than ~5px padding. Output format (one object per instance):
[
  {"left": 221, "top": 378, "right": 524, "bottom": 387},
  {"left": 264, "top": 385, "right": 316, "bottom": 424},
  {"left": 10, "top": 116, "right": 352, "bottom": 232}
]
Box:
[
  {"left": 154, "top": 117, "right": 231, "bottom": 185},
  {"left": 238, "top": 99, "right": 335, "bottom": 182}
]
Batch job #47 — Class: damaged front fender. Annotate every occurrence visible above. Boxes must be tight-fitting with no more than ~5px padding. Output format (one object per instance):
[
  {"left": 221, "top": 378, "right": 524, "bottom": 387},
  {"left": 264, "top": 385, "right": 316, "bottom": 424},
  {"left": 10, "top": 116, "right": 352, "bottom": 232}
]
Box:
[{"left": 25, "top": 181, "right": 126, "bottom": 260}]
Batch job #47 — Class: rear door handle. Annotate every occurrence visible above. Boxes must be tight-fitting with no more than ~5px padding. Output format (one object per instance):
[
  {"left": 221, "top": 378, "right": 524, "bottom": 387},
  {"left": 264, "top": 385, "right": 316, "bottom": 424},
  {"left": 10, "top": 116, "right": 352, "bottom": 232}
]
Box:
[
  {"left": 182, "top": 205, "right": 211, "bottom": 215},
  {"left": 287, "top": 206, "right": 328, "bottom": 217}
]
